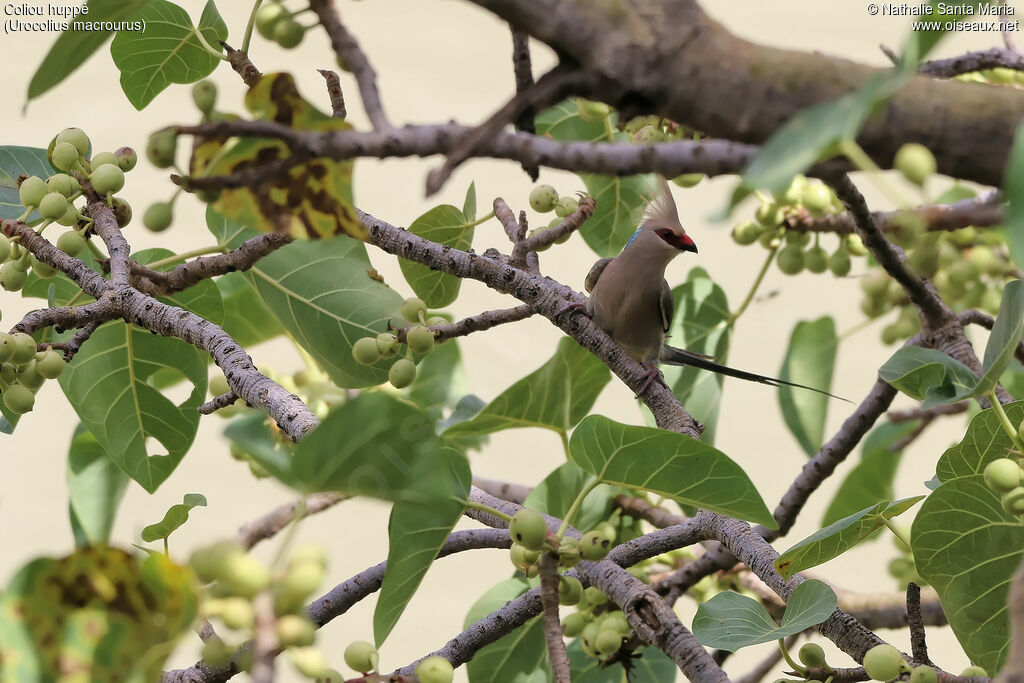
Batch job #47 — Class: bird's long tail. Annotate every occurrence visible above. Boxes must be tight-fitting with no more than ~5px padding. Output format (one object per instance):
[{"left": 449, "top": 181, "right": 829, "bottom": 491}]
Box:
[{"left": 660, "top": 345, "right": 850, "bottom": 401}]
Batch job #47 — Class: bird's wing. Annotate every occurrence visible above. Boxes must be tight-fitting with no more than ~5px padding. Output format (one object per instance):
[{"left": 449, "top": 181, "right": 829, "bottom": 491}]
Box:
[
  {"left": 660, "top": 345, "right": 850, "bottom": 401},
  {"left": 584, "top": 258, "right": 613, "bottom": 293},
  {"left": 659, "top": 279, "right": 674, "bottom": 333}
]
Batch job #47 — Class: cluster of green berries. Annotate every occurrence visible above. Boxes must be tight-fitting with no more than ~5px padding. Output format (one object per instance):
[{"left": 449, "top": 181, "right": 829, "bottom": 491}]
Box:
[
  {"left": 339, "top": 642, "right": 452, "bottom": 683},
  {"left": 255, "top": 1, "right": 307, "bottom": 49},
  {"left": 984, "top": 448, "right": 1024, "bottom": 518},
  {"left": 351, "top": 298, "right": 444, "bottom": 389},
  {"left": 527, "top": 184, "right": 580, "bottom": 248},
  {"left": 0, "top": 333, "right": 64, "bottom": 415},
  {"left": 193, "top": 542, "right": 329, "bottom": 678},
  {"left": 859, "top": 643, "right": 984, "bottom": 683},
  {"left": 731, "top": 174, "right": 859, "bottom": 278}
]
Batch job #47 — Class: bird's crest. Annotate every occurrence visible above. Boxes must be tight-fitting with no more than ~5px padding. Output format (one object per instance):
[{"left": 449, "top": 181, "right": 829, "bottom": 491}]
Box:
[{"left": 639, "top": 177, "right": 684, "bottom": 234}]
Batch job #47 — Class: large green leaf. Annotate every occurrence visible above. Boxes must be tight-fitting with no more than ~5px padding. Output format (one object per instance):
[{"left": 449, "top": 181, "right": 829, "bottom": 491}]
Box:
[
  {"left": 566, "top": 639, "right": 676, "bottom": 682},
  {"left": 936, "top": 401, "right": 1024, "bottom": 482},
  {"left": 27, "top": 0, "right": 152, "bottom": 102},
  {"left": 775, "top": 497, "right": 923, "bottom": 579},
  {"left": 879, "top": 346, "right": 979, "bottom": 407},
  {"left": 215, "top": 271, "right": 283, "bottom": 347},
  {"left": 523, "top": 461, "right": 614, "bottom": 534},
  {"left": 399, "top": 198, "right": 478, "bottom": 307},
  {"left": 464, "top": 578, "right": 548, "bottom": 683},
  {"left": 0, "top": 146, "right": 51, "bottom": 221},
  {"left": 443, "top": 337, "right": 610, "bottom": 438},
  {"left": 569, "top": 415, "right": 775, "bottom": 528},
  {"left": 374, "top": 448, "right": 470, "bottom": 646},
  {"left": 207, "top": 208, "right": 403, "bottom": 388},
  {"left": 67, "top": 423, "right": 128, "bottom": 546},
  {"left": 822, "top": 420, "right": 917, "bottom": 526},
  {"left": 110, "top": 0, "right": 227, "bottom": 110},
  {"left": 977, "top": 280, "right": 1024, "bottom": 396},
  {"left": 659, "top": 267, "right": 731, "bottom": 444},
  {"left": 692, "top": 579, "right": 837, "bottom": 651},
  {"left": 779, "top": 317, "right": 837, "bottom": 457},
  {"left": 140, "top": 493, "right": 207, "bottom": 544},
  {"left": 912, "top": 475, "right": 1024, "bottom": 673}
]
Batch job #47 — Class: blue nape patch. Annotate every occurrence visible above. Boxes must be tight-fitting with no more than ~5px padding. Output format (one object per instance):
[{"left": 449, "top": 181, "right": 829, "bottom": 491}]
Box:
[{"left": 623, "top": 228, "right": 643, "bottom": 250}]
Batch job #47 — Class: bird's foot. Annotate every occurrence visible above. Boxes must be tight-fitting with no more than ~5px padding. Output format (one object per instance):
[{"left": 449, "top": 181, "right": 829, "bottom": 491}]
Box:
[
  {"left": 634, "top": 362, "right": 668, "bottom": 399},
  {"left": 554, "top": 301, "right": 590, "bottom": 324}
]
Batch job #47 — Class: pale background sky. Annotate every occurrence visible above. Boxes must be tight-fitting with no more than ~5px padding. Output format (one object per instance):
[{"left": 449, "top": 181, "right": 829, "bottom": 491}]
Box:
[{"left": 0, "top": 1, "right": 1011, "bottom": 680}]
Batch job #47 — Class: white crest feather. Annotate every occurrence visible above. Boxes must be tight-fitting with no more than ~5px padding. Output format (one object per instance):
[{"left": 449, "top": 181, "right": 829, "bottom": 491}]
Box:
[{"left": 639, "top": 177, "right": 684, "bottom": 233}]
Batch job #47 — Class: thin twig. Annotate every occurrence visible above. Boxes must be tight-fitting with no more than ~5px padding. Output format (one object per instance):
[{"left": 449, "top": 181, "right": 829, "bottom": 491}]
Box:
[
  {"left": 511, "top": 196, "right": 596, "bottom": 265},
  {"left": 510, "top": 26, "right": 540, "bottom": 180},
  {"left": 235, "top": 494, "right": 345, "bottom": 550},
  {"left": 538, "top": 552, "right": 571, "bottom": 683},
  {"left": 318, "top": 69, "right": 348, "bottom": 119},
  {"left": 221, "top": 41, "right": 262, "bottom": 87},
  {"left": 907, "top": 582, "right": 933, "bottom": 666},
  {"left": 199, "top": 392, "right": 240, "bottom": 415}
]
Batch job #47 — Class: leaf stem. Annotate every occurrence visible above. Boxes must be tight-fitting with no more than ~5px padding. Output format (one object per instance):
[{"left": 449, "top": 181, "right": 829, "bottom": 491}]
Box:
[
  {"left": 881, "top": 516, "right": 912, "bottom": 551},
  {"left": 778, "top": 638, "right": 806, "bottom": 675},
  {"left": 145, "top": 244, "right": 226, "bottom": 270},
  {"left": 192, "top": 24, "right": 229, "bottom": 62},
  {"left": 241, "top": 0, "right": 264, "bottom": 53},
  {"left": 728, "top": 243, "right": 779, "bottom": 325},
  {"left": 986, "top": 390, "right": 1024, "bottom": 450},
  {"left": 270, "top": 499, "right": 306, "bottom": 571},
  {"left": 557, "top": 476, "right": 600, "bottom": 537},
  {"left": 464, "top": 500, "right": 513, "bottom": 523},
  {"left": 558, "top": 430, "right": 570, "bottom": 460},
  {"left": 465, "top": 211, "right": 496, "bottom": 230}
]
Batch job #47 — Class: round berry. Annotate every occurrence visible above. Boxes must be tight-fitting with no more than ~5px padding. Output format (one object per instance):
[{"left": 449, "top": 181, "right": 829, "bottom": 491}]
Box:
[
  {"left": 388, "top": 358, "right": 416, "bottom": 388},
  {"left": 113, "top": 198, "right": 132, "bottom": 228},
  {"left": 190, "top": 542, "right": 244, "bottom": 582},
  {"left": 632, "top": 125, "right": 665, "bottom": 144},
  {"left": 558, "top": 537, "right": 582, "bottom": 569},
  {"left": 280, "top": 560, "right": 323, "bottom": 604},
  {"left": 776, "top": 245, "right": 805, "bottom": 275},
  {"left": 0, "top": 363, "right": 15, "bottom": 385},
  {"left": 894, "top": 143, "right": 936, "bottom": 187},
  {"left": 274, "top": 19, "right": 305, "bottom": 49},
  {"left": 804, "top": 246, "right": 828, "bottom": 274},
  {"left": 755, "top": 202, "right": 783, "bottom": 229},
  {"left": 0, "top": 263, "right": 27, "bottom": 292},
  {"left": 35, "top": 349, "right": 64, "bottom": 379},
  {"left": 89, "top": 152, "right": 118, "bottom": 168},
  {"left": 554, "top": 196, "right": 579, "bottom": 218},
  {"left": 415, "top": 656, "right": 454, "bottom": 683},
  {"left": 47, "top": 173, "right": 81, "bottom": 198},
  {"left": 829, "top": 247, "right": 852, "bottom": 277},
  {"left": 18, "top": 176, "right": 47, "bottom": 208},
  {"left": 351, "top": 337, "right": 381, "bottom": 365},
  {"left": 985, "top": 458, "right": 1022, "bottom": 493},
  {"left": 115, "top": 146, "right": 138, "bottom": 172},
  {"left": 201, "top": 639, "right": 232, "bottom": 668},
  {"left": 143, "top": 202, "right": 174, "bottom": 232},
  {"left": 798, "top": 643, "right": 827, "bottom": 668},
  {"left": 844, "top": 233, "right": 869, "bottom": 256},
  {"left": 731, "top": 220, "right": 760, "bottom": 245},
  {"left": 146, "top": 128, "right": 178, "bottom": 169},
  {"left": 255, "top": 3, "right": 287, "bottom": 39},
  {"left": 561, "top": 612, "right": 587, "bottom": 638},
  {"left": 509, "top": 508, "right": 548, "bottom": 550},
  {"left": 400, "top": 297, "right": 427, "bottom": 323},
  {"left": 39, "top": 192, "right": 69, "bottom": 221},
  {"left": 51, "top": 142, "right": 81, "bottom": 172},
  {"left": 3, "top": 384, "right": 34, "bottom": 415},
  {"left": 576, "top": 98, "right": 611, "bottom": 122},
  {"left": 56, "top": 203, "right": 80, "bottom": 227},
  {"left": 802, "top": 183, "right": 832, "bottom": 216},
  {"left": 672, "top": 173, "right": 704, "bottom": 188},
  {"left": 406, "top": 326, "right": 435, "bottom": 354},
  {"left": 57, "top": 231, "right": 86, "bottom": 256},
  {"left": 220, "top": 554, "right": 270, "bottom": 597},
  {"left": 343, "top": 640, "right": 379, "bottom": 674},
  {"left": 276, "top": 614, "right": 315, "bottom": 647},
  {"left": 594, "top": 629, "right": 622, "bottom": 656},
  {"left": 960, "top": 666, "right": 987, "bottom": 678},
  {"left": 910, "top": 666, "right": 937, "bottom": 683},
  {"left": 192, "top": 80, "right": 218, "bottom": 115},
  {"left": 0, "top": 233, "right": 10, "bottom": 261},
  {"left": 91, "top": 164, "right": 125, "bottom": 194},
  {"left": 862, "top": 644, "right": 903, "bottom": 682},
  {"left": 56, "top": 127, "right": 90, "bottom": 156},
  {"left": 219, "top": 597, "right": 254, "bottom": 630},
  {"left": 376, "top": 332, "right": 400, "bottom": 358},
  {"left": 289, "top": 647, "right": 327, "bottom": 679},
  {"left": 580, "top": 530, "right": 611, "bottom": 561},
  {"left": 0, "top": 334, "right": 14, "bottom": 363},
  {"left": 529, "top": 184, "right": 559, "bottom": 213},
  {"left": 1003, "top": 486, "right": 1024, "bottom": 515},
  {"left": 558, "top": 576, "right": 583, "bottom": 605},
  {"left": 31, "top": 256, "right": 56, "bottom": 279}
]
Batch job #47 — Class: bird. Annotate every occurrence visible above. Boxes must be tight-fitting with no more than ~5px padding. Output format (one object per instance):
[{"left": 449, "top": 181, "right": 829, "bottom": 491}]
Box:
[{"left": 569, "top": 177, "right": 843, "bottom": 400}]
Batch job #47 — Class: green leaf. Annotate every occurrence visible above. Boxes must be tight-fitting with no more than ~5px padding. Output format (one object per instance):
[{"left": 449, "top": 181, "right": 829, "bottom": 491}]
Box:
[
  {"left": 374, "top": 448, "right": 470, "bottom": 646},
  {"left": 110, "top": 0, "right": 227, "bottom": 110},
  {"left": 936, "top": 400, "right": 1024, "bottom": 482},
  {"left": 567, "top": 640, "right": 676, "bottom": 682},
  {"left": 216, "top": 271, "right": 283, "bottom": 347},
  {"left": 775, "top": 497, "right": 923, "bottom": 579},
  {"left": 399, "top": 204, "right": 476, "bottom": 308},
  {"left": 207, "top": 207, "right": 403, "bottom": 388},
  {"left": 1005, "top": 122, "right": 1024, "bottom": 272},
  {"left": 464, "top": 578, "right": 548, "bottom": 683},
  {"left": 977, "top": 280, "right": 1024, "bottom": 396},
  {"left": 878, "top": 346, "right": 979, "bottom": 407},
  {"left": 66, "top": 424, "right": 129, "bottom": 546},
  {"left": 912, "top": 475, "right": 1024, "bottom": 673},
  {"left": 535, "top": 99, "right": 609, "bottom": 144},
  {"left": 140, "top": 493, "right": 207, "bottom": 543},
  {"left": 27, "top": 0, "right": 152, "bottom": 102},
  {"left": 659, "top": 268, "right": 731, "bottom": 444},
  {"left": 779, "top": 317, "right": 837, "bottom": 456},
  {"left": 405, "top": 334, "right": 466, "bottom": 412},
  {"left": 523, "top": 461, "right": 615, "bottom": 534},
  {"left": 569, "top": 415, "right": 776, "bottom": 528},
  {"left": 0, "top": 146, "right": 51, "bottom": 221},
  {"left": 902, "top": 0, "right": 977, "bottom": 67},
  {"left": 692, "top": 579, "right": 837, "bottom": 651},
  {"left": 443, "top": 337, "right": 610, "bottom": 438},
  {"left": 463, "top": 181, "right": 477, "bottom": 222},
  {"left": 822, "top": 420, "right": 917, "bottom": 526}
]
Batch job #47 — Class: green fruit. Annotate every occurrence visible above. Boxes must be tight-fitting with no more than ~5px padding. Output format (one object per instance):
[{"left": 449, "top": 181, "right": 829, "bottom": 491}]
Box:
[
  {"left": 862, "top": 644, "right": 903, "bottom": 681},
  {"left": 554, "top": 196, "right": 579, "bottom": 218},
  {"left": 47, "top": 173, "right": 80, "bottom": 197},
  {"left": 777, "top": 175, "right": 807, "bottom": 206},
  {"left": 57, "top": 231, "right": 86, "bottom": 256},
  {"left": 2, "top": 384, "right": 34, "bottom": 414},
  {"left": 352, "top": 337, "right": 381, "bottom": 365},
  {"left": 910, "top": 666, "right": 937, "bottom": 683},
  {"left": 115, "top": 146, "right": 138, "bottom": 171},
  {"left": 594, "top": 629, "right": 622, "bottom": 656},
  {"left": 580, "top": 530, "right": 611, "bottom": 560},
  {"left": 529, "top": 184, "right": 559, "bottom": 213},
  {"left": 632, "top": 125, "right": 665, "bottom": 144},
  {"left": 274, "top": 19, "right": 305, "bottom": 48},
  {"left": 16, "top": 362, "right": 45, "bottom": 391},
  {"left": 595, "top": 522, "right": 616, "bottom": 543},
  {"left": 56, "top": 203, "right": 80, "bottom": 227},
  {"left": 146, "top": 128, "right": 178, "bottom": 169},
  {"left": 561, "top": 612, "right": 587, "bottom": 638},
  {"left": 509, "top": 508, "right": 548, "bottom": 550},
  {"left": 623, "top": 115, "right": 659, "bottom": 136},
  {"left": 255, "top": 3, "right": 287, "bottom": 38},
  {"left": 190, "top": 542, "right": 244, "bottom": 582},
  {"left": 0, "top": 234, "right": 9, "bottom": 260},
  {"left": 33, "top": 349, "right": 63, "bottom": 380},
  {"left": 801, "top": 183, "right": 832, "bottom": 216},
  {"left": 39, "top": 192, "right": 69, "bottom": 221},
  {"left": 0, "top": 334, "right": 14, "bottom": 363},
  {"left": 804, "top": 246, "right": 828, "bottom": 273},
  {"left": 220, "top": 554, "right": 270, "bottom": 597},
  {"left": 672, "top": 173, "right": 704, "bottom": 188},
  {"left": 343, "top": 640, "right": 379, "bottom": 673},
  {"left": 603, "top": 611, "right": 630, "bottom": 636},
  {"left": 280, "top": 560, "right": 323, "bottom": 603},
  {"left": 558, "top": 537, "right": 582, "bottom": 569},
  {"left": 427, "top": 316, "right": 447, "bottom": 327},
  {"left": 509, "top": 544, "right": 534, "bottom": 572},
  {"left": 0, "top": 263, "right": 27, "bottom": 292},
  {"left": 984, "top": 458, "right": 1021, "bottom": 493},
  {"left": 576, "top": 98, "right": 611, "bottom": 122},
  {"left": 960, "top": 666, "right": 987, "bottom": 678},
  {"left": 18, "top": 176, "right": 47, "bottom": 207},
  {"left": 1018, "top": 420, "right": 1024, "bottom": 445},
  {"left": 581, "top": 621, "right": 601, "bottom": 653},
  {"left": 583, "top": 586, "right": 606, "bottom": 606},
  {"left": 558, "top": 576, "right": 583, "bottom": 606},
  {"left": 755, "top": 201, "right": 783, "bottom": 228},
  {"left": 844, "top": 233, "right": 868, "bottom": 256},
  {"left": 375, "top": 332, "right": 400, "bottom": 358},
  {"left": 220, "top": 597, "right": 254, "bottom": 630},
  {"left": 798, "top": 643, "right": 827, "bottom": 668},
  {"left": 91, "top": 164, "right": 125, "bottom": 194},
  {"left": 828, "top": 247, "right": 852, "bottom": 276},
  {"left": 406, "top": 326, "right": 435, "bottom": 354},
  {"left": 949, "top": 226, "right": 977, "bottom": 246},
  {"left": 31, "top": 256, "right": 56, "bottom": 279},
  {"left": 776, "top": 245, "right": 805, "bottom": 275},
  {"left": 290, "top": 647, "right": 327, "bottom": 679},
  {"left": 0, "top": 363, "right": 14, "bottom": 385},
  {"left": 316, "top": 669, "right": 346, "bottom": 683},
  {"left": 401, "top": 297, "right": 427, "bottom": 323},
  {"left": 51, "top": 142, "right": 81, "bottom": 171},
  {"left": 415, "top": 656, "right": 454, "bottom": 683},
  {"left": 861, "top": 270, "right": 889, "bottom": 298},
  {"left": 388, "top": 358, "right": 416, "bottom": 388},
  {"left": 759, "top": 229, "right": 782, "bottom": 249},
  {"left": 894, "top": 143, "right": 936, "bottom": 187},
  {"left": 192, "top": 80, "right": 218, "bottom": 115},
  {"left": 143, "top": 202, "right": 174, "bottom": 232},
  {"left": 785, "top": 230, "right": 812, "bottom": 247},
  {"left": 89, "top": 152, "right": 118, "bottom": 168},
  {"left": 201, "top": 639, "right": 233, "bottom": 668},
  {"left": 113, "top": 198, "right": 132, "bottom": 228},
  {"left": 276, "top": 614, "right": 315, "bottom": 647},
  {"left": 1002, "top": 486, "right": 1024, "bottom": 515},
  {"left": 56, "top": 127, "right": 90, "bottom": 156},
  {"left": 731, "top": 220, "right": 760, "bottom": 245},
  {"left": 888, "top": 557, "right": 914, "bottom": 580}
]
